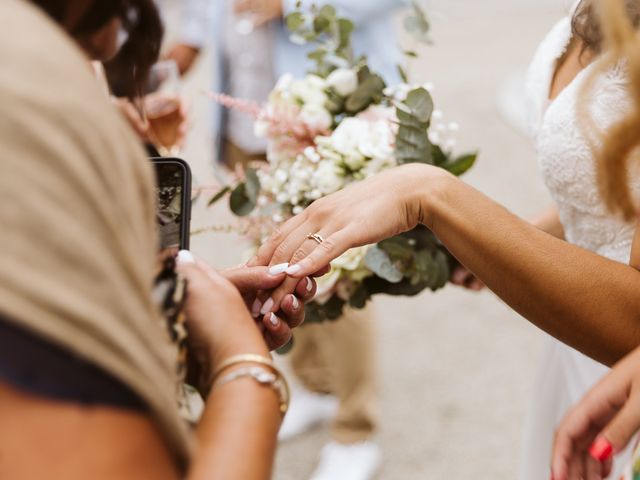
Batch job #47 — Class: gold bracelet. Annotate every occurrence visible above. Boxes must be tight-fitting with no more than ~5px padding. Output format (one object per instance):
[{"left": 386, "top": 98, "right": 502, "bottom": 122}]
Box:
[
  {"left": 212, "top": 354, "right": 275, "bottom": 384},
  {"left": 212, "top": 365, "right": 290, "bottom": 415}
]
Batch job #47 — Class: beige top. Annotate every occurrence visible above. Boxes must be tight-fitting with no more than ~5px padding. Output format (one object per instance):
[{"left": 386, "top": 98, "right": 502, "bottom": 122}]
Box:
[{"left": 0, "top": 0, "right": 192, "bottom": 470}]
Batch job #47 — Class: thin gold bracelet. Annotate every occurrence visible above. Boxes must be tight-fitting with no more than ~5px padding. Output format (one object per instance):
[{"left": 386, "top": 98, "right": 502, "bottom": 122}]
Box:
[
  {"left": 212, "top": 365, "right": 290, "bottom": 415},
  {"left": 212, "top": 354, "right": 275, "bottom": 384}
]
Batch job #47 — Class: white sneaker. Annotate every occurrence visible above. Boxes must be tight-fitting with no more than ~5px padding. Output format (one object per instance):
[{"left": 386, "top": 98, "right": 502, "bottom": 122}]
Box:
[
  {"left": 278, "top": 387, "right": 338, "bottom": 442},
  {"left": 309, "top": 441, "right": 382, "bottom": 480}
]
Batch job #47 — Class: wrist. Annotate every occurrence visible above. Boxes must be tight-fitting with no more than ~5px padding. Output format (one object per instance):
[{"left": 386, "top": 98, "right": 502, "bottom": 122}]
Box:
[{"left": 400, "top": 164, "right": 455, "bottom": 230}]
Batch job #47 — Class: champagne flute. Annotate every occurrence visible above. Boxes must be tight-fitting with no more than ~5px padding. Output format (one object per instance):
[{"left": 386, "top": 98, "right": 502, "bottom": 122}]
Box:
[{"left": 144, "top": 60, "right": 182, "bottom": 157}]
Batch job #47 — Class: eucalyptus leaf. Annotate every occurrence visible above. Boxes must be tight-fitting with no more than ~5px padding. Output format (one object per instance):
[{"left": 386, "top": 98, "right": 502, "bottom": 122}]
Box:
[
  {"left": 208, "top": 186, "right": 230, "bottom": 206},
  {"left": 245, "top": 168, "right": 261, "bottom": 201},
  {"left": 397, "top": 64, "right": 409, "bottom": 84},
  {"left": 404, "top": 88, "right": 434, "bottom": 123},
  {"left": 365, "top": 246, "right": 404, "bottom": 283},
  {"left": 338, "top": 18, "right": 355, "bottom": 49},
  {"left": 319, "top": 4, "right": 337, "bottom": 19},
  {"left": 443, "top": 153, "right": 478, "bottom": 176},
  {"left": 345, "top": 73, "right": 385, "bottom": 114},
  {"left": 229, "top": 183, "right": 255, "bottom": 217},
  {"left": 378, "top": 236, "right": 414, "bottom": 261},
  {"left": 286, "top": 12, "right": 305, "bottom": 31}
]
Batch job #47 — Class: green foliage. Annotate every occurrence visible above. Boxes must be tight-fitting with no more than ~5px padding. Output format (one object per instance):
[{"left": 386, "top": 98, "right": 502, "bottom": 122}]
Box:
[
  {"left": 229, "top": 168, "right": 261, "bottom": 217},
  {"left": 344, "top": 70, "right": 386, "bottom": 115},
  {"left": 364, "top": 246, "right": 403, "bottom": 283},
  {"left": 285, "top": 5, "right": 355, "bottom": 78},
  {"left": 304, "top": 296, "right": 347, "bottom": 324},
  {"left": 207, "top": 186, "right": 230, "bottom": 206},
  {"left": 276, "top": 336, "right": 295, "bottom": 355},
  {"left": 404, "top": 1, "right": 432, "bottom": 44},
  {"left": 395, "top": 88, "right": 434, "bottom": 165},
  {"left": 442, "top": 153, "right": 478, "bottom": 176}
]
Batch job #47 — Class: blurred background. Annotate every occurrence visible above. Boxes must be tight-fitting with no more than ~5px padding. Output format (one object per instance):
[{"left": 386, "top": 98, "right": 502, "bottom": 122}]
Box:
[{"left": 164, "top": 0, "right": 572, "bottom": 478}]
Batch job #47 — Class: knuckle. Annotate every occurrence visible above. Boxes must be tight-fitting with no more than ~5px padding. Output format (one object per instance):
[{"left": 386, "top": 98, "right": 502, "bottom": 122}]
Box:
[
  {"left": 273, "top": 239, "right": 293, "bottom": 262},
  {"left": 291, "top": 248, "right": 309, "bottom": 264},
  {"left": 319, "top": 238, "right": 337, "bottom": 254},
  {"left": 269, "top": 227, "right": 284, "bottom": 245}
]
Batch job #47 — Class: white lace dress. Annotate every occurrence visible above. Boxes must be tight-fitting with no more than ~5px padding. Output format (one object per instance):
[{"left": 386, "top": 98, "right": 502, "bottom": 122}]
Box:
[{"left": 520, "top": 16, "right": 635, "bottom": 480}]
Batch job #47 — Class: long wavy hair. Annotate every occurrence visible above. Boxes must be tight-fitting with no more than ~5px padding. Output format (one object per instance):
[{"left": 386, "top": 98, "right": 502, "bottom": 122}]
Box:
[
  {"left": 31, "top": 0, "right": 163, "bottom": 98},
  {"left": 574, "top": 0, "right": 640, "bottom": 220}
]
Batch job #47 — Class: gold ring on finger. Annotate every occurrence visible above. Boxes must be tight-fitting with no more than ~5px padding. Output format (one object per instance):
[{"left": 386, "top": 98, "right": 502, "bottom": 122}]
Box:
[{"left": 306, "top": 233, "right": 325, "bottom": 245}]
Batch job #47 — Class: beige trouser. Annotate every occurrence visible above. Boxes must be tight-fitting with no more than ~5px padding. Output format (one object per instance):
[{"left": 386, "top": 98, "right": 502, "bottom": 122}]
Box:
[{"left": 290, "top": 306, "right": 379, "bottom": 444}]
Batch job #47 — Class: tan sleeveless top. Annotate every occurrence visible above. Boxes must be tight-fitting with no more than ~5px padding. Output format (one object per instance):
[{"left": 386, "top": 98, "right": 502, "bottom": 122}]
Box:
[{"left": 0, "top": 0, "right": 192, "bottom": 469}]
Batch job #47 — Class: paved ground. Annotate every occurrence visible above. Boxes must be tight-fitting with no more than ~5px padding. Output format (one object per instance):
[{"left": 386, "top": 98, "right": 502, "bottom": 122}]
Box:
[{"left": 165, "top": 1, "right": 571, "bottom": 478}]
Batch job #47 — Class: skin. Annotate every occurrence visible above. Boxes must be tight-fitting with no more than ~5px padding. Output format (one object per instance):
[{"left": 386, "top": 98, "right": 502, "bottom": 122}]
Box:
[
  {"left": 250, "top": 38, "right": 640, "bottom": 368},
  {"left": 0, "top": 263, "right": 317, "bottom": 480},
  {"left": 550, "top": 343, "right": 640, "bottom": 480},
  {"left": 0, "top": 5, "right": 317, "bottom": 477}
]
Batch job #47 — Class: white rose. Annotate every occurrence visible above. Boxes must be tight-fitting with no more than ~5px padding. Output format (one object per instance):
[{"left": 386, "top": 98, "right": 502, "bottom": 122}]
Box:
[
  {"left": 274, "top": 74, "right": 294, "bottom": 92},
  {"left": 330, "top": 118, "right": 366, "bottom": 155},
  {"left": 312, "top": 161, "right": 343, "bottom": 195},
  {"left": 358, "top": 121, "right": 394, "bottom": 160},
  {"left": 300, "top": 104, "right": 332, "bottom": 132},
  {"left": 343, "top": 151, "right": 366, "bottom": 171},
  {"left": 291, "top": 76, "right": 328, "bottom": 107},
  {"left": 327, "top": 68, "right": 359, "bottom": 97}
]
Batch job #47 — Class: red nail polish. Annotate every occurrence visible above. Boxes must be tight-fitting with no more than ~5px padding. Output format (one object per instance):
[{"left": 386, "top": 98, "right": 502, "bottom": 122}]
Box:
[{"left": 589, "top": 436, "right": 614, "bottom": 462}]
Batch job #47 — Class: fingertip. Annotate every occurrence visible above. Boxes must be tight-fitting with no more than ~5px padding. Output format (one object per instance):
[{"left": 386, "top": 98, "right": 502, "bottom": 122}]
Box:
[{"left": 177, "top": 250, "right": 196, "bottom": 265}]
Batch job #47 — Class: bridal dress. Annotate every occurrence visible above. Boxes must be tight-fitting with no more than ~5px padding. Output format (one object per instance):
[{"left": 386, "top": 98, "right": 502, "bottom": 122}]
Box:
[{"left": 519, "top": 13, "right": 637, "bottom": 480}]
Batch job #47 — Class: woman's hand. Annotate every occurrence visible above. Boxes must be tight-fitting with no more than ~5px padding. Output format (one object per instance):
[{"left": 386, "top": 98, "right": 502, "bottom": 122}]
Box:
[
  {"left": 218, "top": 263, "right": 318, "bottom": 348},
  {"left": 249, "top": 164, "right": 447, "bottom": 314},
  {"left": 451, "top": 264, "right": 485, "bottom": 291},
  {"left": 164, "top": 44, "right": 200, "bottom": 76},
  {"left": 176, "top": 253, "right": 269, "bottom": 391},
  {"left": 551, "top": 346, "right": 640, "bottom": 480},
  {"left": 113, "top": 96, "right": 189, "bottom": 150}
]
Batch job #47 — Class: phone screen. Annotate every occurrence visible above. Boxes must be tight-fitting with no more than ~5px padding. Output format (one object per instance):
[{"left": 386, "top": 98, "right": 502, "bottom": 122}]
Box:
[{"left": 153, "top": 158, "right": 191, "bottom": 254}]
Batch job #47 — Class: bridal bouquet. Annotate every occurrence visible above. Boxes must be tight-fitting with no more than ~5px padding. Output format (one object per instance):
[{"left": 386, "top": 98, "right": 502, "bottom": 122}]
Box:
[{"left": 210, "top": 3, "right": 477, "bottom": 323}]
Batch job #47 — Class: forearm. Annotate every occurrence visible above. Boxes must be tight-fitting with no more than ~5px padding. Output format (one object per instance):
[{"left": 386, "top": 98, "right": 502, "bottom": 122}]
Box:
[
  {"left": 188, "top": 378, "right": 281, "bottom": 480},
  {"left": 528, "top": 205, "right": 565, "bottom": 240},
  {"left": 419, "top": 169, "right": 640, "bottom": 366}
]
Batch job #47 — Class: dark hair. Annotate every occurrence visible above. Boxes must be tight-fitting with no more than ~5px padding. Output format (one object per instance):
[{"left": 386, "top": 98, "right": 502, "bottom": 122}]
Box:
[
  {"left": 572, "top": 0, "right": 640, "bottom": 54},
  {"left": 31, "top": 0, "right": 163, "bottom": 98}
]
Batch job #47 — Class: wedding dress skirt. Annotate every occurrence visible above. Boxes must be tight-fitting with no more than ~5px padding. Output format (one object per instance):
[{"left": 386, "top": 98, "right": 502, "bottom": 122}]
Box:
[{"left": 519, "top": 13, "right": 638, "bottom": 480}]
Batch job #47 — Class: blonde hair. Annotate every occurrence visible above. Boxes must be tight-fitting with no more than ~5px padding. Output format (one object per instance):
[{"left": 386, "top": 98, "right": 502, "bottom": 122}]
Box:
[{"left": 580, "top": 0, "right": 640, "bottom": 220}]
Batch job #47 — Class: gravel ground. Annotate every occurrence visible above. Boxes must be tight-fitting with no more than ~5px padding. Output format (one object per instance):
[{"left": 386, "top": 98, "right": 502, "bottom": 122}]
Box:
[{"left": 164, "top": 1, "right": 571, "bottom": 478}]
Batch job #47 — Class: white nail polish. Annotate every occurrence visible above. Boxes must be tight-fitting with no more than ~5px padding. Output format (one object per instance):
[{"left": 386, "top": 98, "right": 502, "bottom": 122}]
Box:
[
  {"left": 261, "top": 297, "right": 274, "bottom": 315},
  {"left": 251, "top": 298, "right": 262, "bottom": 318},
  {"left": 177, "top": 250, "right": 196, "bottom": 264},
  {"left": 291, "top": 296, "right": 300, "bottom": 310},
  {"left": 306, "top": 278, "right": 313, "bottom": 292},
  {"left": 286, "top": 264, "right": 302, "bottom": 276},
  {"left": 269, "top": 263, "right": 289, "bottom": 276},
  {"left": 269, "top": 313, "right": 279, "bottom": 327}
]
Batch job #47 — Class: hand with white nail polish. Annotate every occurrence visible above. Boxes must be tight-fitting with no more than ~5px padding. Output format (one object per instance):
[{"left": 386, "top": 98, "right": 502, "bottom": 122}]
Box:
[
  {"left": 181, "top": 253, "right": 317, "bottom": 351},
  {"left": 175, "top": 251, "right": 270, "bottom": 394}
]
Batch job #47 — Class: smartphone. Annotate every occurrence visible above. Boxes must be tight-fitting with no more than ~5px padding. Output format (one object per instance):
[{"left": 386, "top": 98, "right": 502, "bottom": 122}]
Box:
[{"left": 151, "top": 157, "right": 192, "bottom": 253}]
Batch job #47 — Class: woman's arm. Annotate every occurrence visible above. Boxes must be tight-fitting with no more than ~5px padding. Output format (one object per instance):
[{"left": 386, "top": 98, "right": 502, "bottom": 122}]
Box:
[
  {"left": 254, "top": 164, "right": 640, "bottom": 366},
  {"left": 421, "top": 169, "right": 640, "bottom": 366},
  {"left": 528, "top": 205, "right": 565, "bottom": 239}
]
